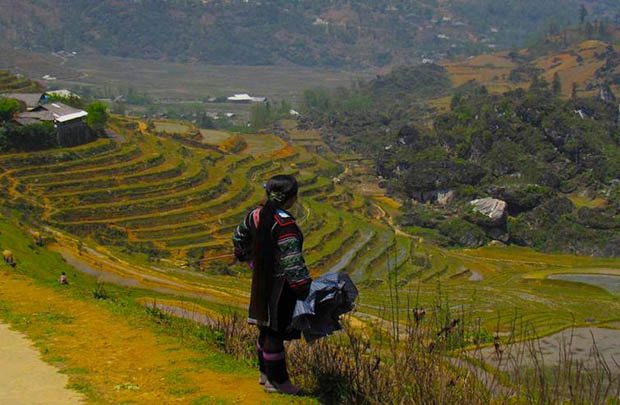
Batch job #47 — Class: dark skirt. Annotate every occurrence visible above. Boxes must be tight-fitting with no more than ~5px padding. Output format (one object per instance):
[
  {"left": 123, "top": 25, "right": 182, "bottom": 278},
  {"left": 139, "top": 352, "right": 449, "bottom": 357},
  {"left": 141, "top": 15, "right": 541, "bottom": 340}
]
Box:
[{"left": 249, "top": 276, "right": 301, "bottom": 341}]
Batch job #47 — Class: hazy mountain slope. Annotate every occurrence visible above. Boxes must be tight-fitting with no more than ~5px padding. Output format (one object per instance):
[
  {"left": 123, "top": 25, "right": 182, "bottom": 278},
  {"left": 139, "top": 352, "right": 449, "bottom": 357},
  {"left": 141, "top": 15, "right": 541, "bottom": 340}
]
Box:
[
  {"left": 1, "top": 0, "right": 618, "bottom": 68},
  {"left": 443, "top": 40, "right": 620, "bottom": 99}
]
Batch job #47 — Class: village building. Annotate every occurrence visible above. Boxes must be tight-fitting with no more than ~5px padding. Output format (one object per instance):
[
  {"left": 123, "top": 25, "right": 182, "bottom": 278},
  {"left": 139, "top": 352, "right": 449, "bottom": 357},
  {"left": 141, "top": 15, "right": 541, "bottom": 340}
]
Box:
[
  {"left": 2, "top": 93, "right": 92, "bottom": 147},
  {"left": 1, "top": 93, "right": 49, "bottom": 111},
  {"left": 227, "top": 93, "right": 267, "bottom": 103},
  {"left": 46, "top": 89, "right": 80, "bottom": 99}
]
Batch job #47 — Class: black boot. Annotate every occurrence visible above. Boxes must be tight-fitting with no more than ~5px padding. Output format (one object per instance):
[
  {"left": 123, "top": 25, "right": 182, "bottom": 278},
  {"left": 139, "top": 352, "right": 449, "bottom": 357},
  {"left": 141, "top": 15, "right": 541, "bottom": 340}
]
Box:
[
  {"left": 263, "top": 351, "right": 300, "bottom": 395},
  {"left": 257, "top": 342, "right": 267, "bottom": 385}
]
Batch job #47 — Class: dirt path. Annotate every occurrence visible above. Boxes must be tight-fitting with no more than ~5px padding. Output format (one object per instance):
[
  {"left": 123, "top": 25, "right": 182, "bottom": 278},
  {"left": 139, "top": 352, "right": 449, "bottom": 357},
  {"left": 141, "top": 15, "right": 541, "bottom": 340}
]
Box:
[
  {"left": 0, "top": 323, "right": 84, "bottom": 404},
  {"left": 0, "top": 273, "right": 290, "bottom": 404}
]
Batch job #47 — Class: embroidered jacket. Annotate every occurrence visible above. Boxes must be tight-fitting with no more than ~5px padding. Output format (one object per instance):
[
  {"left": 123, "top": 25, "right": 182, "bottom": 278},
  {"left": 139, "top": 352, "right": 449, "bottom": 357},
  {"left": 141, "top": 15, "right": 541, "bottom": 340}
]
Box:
[{"left": 232, "top": 207, "right": 311, "bottom": 286}]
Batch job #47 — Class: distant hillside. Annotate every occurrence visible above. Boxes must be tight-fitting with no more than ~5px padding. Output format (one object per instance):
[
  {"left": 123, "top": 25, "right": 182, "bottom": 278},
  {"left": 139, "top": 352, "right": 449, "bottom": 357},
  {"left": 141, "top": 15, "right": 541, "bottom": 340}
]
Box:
[
  {"left": 443, "top": 40, "right": 620, "bottom": 102},
  {"left": 1, "top": 0, "right": 618, "bottom": 68}
]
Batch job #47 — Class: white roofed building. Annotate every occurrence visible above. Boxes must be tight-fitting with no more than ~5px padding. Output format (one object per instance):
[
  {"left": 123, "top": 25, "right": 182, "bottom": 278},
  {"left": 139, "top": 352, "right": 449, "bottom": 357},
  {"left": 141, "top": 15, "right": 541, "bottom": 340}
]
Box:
[
  {"left": 227, "top": 93, "right": 267, "bottom": 103},
  {"left": 46, "top": 89, "right": 81, "bottom": 99},
  {"left": 14, "top": 102, "right": 92, "bottom": 147}
]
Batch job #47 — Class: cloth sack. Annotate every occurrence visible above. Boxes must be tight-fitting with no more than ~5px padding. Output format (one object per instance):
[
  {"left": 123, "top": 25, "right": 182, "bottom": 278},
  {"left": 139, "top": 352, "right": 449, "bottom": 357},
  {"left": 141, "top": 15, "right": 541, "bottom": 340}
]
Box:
[{"left": 290, "top": 272, "right": 358, "bottom": 342}]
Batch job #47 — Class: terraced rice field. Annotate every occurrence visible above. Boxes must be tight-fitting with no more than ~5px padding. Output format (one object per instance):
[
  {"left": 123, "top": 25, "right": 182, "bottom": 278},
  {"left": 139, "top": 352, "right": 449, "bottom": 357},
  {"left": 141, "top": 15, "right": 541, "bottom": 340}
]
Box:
[{"left": 0, "top": 115, "right": 619, "bottom": 340}]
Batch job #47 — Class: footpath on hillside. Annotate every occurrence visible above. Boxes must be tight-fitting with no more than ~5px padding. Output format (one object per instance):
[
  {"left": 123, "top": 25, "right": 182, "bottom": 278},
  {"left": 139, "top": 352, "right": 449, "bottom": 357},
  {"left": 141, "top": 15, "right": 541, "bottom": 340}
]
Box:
[
  {"left": 0, "top": 323, "right": 84, "bottom": 404},
  {"left": 0, "top": 271, "right": 300, "bottom": 404}
]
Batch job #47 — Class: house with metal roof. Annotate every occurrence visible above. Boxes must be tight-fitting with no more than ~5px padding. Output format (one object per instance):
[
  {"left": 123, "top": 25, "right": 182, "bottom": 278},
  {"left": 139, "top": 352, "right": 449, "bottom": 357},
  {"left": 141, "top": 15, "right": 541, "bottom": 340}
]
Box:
[
  {"left": 46, "top": 89, "right": 80, "bottom": 99},
  {"left": 227, "top": 93, "right": 267, "bottom": 103},
  {"left": 13, "top": 102, "right": 92, "bottom": 147},
  {"left": 1, "top": 93, "right": 49, "bottom": 111}
]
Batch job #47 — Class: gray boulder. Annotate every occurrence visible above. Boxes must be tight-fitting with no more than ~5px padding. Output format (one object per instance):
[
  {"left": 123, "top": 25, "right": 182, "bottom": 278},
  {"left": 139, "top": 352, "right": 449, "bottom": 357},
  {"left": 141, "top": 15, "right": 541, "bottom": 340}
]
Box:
[{"left": 470, "top": 198, "right": 507, "bottom": 226}]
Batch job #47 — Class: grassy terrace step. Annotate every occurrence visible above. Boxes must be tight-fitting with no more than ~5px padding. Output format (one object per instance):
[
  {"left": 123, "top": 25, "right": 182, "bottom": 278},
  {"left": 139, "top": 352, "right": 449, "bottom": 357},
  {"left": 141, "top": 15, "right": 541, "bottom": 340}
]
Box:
[
  {"left": 246, "top": 160, "right": 274, "bottom": 179},
  {"left": 253, "top": 163, "right": 285, "bottom": 182},
  {"left": 52, "top": 153, "right": 252, "bottom": 212},
  {"left": 25, "top": 151, "right": 162, "bottom": 186},
  {"left": 128, "top": 203, "right": 250, "bottom": 239},
  {"left": 365, "top": 237, "right": 411, "bottom": 279},
  {"left": 20, "top": 147, "right": 150, "bottom": 186},
  {"left": 129, "top": 196, "right": 265, "bottom": 249},
  {"left": 299, "top": 176, "right": 334, "bottom": 197},
  {"left": 51, "top": 163, "right": 205, "bottom": 205},
  {"left": 294, "top": 156, "right": 318, "bottom": 170},
  {"left": 116, "top": 194, "right": 252, "bottom": 230},
  {"left": 308, "top": 227, "right": 358, "bottom": 270},
  {"left": 52, "top": 155, "right": 262, "bottom": 223},
  {"left": 0, "top": 78, "right": 36, "bottom": 90},
  {"left": 364, "top": 238, "right": 401, "bottom": 280},
  {"left": 50, "top": 169, "right": 229, "bottom": 222},
  {"left": 303, "top": 211, "right": 341, "bottom": 252},
  {"left": 298, "top": 173, "right": 318, "bottom": 187},
  {"left": 347, "top": 230, "right": 393, "bottom": 281},
  {"left": 340, "top": 231, "right": 379, "bottom": 273},
  {"left": 324, "top": 228, "right": 376, "bottom": 274},
  {"left": 134, "top": 221, "right": 237, "bottom": 244},
  {"left": 132, "top": 222, "right": 212, "bottom": 241},
  {"left": 31, "top": 142, "right": 211, "bottom": 195},
  {"left": 131, "top": 161, "right": 281, "bottom": 241},
  {"left": 139, "top": 188, "right": 264, "bottom": 249},
  {"left": 9, "top": 143, "right": 130, "bottom": 178},
  {"left": 0, "top": 139, "right": 116, "bottom": 169},
  {"left": 45, "top": 151, "right": 215, "bottom": 204},
  {"left": 161, "top": 230, "right": 228, "bottom": 249},
  {"left": 156, "top": 131, "right": 225, "bottom": 154},
  {"left": 40, "top": 157, "right": 185, "bottom": 197}
]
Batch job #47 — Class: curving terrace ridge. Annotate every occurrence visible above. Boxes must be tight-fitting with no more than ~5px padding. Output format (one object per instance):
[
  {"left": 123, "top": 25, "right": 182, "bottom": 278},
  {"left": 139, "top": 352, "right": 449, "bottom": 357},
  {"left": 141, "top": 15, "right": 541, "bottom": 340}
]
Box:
[{"left": 1, "top": 116, "right": 418, "bottom": 283}]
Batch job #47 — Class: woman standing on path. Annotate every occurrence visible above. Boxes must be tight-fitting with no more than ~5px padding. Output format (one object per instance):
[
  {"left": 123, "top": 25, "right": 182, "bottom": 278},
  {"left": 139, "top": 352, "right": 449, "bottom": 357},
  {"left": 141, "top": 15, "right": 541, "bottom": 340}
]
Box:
[{"left": 232, "top": 175, "right": 311, "bottom": 395}]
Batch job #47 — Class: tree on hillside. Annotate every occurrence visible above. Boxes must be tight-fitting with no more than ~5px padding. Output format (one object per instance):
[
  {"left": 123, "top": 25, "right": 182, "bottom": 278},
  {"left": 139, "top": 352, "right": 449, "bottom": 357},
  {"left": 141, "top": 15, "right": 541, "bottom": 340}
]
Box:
[
  {"left": 529, "top": 74, "right": 549, "bottom": 92},
  {"left": 579, "top": 5, "right": 588, "bottom": 25},
  {"left": 585, "top": 21, "right": 594, "bottom": 38},
  {"left": 571, "top": 82, "right": 578, "bottom": 100},
  {"left": 0, "top": 122, "right": 57, "bottom": 152},
  {"left": 552, "top": 73, "right": 562, "bottom": 95},
  {"left": 0, "top": 98, "right": 22, "bottom": 122},
  {"left": 597, "top": 20, "right": 608, "bottom": 40},
  {"left": 85, "top": 101, "right": 108, "bottom": 134},
  {"left": 249, "top": 103, "right": 271, "bottom": 130},
  {"left": 48, "top": 94, "right": 84, "bottom": 109}
]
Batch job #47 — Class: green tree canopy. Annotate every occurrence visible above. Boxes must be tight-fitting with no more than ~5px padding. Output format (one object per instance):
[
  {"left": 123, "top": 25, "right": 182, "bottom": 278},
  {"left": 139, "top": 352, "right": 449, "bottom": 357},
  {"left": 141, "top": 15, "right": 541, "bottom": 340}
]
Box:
[
  {"left": 0, "top": 98, "right": 22, "bottom": 122},
  {"left": 85, "top": 101, "right": 108, "bottom": 133}
]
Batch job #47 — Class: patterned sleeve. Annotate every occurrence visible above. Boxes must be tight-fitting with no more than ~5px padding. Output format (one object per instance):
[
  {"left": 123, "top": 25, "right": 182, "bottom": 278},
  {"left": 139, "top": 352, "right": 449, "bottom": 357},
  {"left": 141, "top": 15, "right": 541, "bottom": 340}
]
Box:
[
  {"left": 276, "top": 227, "right": 311, "bottom": 286},
  {"left": 232, "top": 210, "right": 255, "bottom": 262}
]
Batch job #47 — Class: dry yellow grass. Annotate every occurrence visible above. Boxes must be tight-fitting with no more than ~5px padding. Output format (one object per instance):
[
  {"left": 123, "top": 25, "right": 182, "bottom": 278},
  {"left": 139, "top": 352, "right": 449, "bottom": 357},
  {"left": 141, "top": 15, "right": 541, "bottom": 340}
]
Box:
[
  {"left": 0, "top": 272, "right": 274, "bottom": 404},
  {"left": 567, "top": 194, "right": 607, "bottom": 208},
  {"left": 373, "top": 196, "right": 401, "bottom": 209},
  {"left": 200, "top": 129, "right": 230, "bottom": 145},
  {"left": 442, "top": 53, "right": 516, "bottom": 90},
  {"left": 443, "top": 40, "right": 620, "bottom": 99}
]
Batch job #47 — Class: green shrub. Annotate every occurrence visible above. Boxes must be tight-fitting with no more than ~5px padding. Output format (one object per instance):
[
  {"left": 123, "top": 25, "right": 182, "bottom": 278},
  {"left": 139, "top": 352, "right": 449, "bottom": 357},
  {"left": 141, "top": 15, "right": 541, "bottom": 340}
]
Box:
[
  {"left": 0, "top": 98, "right": 22, "bottom": 122},
  {"left": 438, "top": 218, "right": 487, "bottom": 248}
]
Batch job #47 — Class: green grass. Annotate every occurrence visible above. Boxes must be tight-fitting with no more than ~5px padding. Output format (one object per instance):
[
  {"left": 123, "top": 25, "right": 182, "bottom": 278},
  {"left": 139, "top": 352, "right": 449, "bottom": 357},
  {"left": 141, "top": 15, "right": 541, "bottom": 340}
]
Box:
[
  {"left": 566, "top": 194, "right": 607, "bottom": 208},
  {"left": 153, "top": 121, "right": 192, "bottom": 134},
  {"left": 200, "top": 129, "right": 230, "bottom": 145}
]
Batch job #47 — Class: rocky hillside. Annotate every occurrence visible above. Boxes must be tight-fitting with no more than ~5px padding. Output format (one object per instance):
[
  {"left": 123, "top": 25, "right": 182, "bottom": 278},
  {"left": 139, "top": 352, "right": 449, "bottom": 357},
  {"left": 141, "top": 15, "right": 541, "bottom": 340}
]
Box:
[
  {"left": 1, "top": 0, "right": 618, "bottom": 68},
  {"left": 299, "top": 43, "right": 620, "bottom": 257}
]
